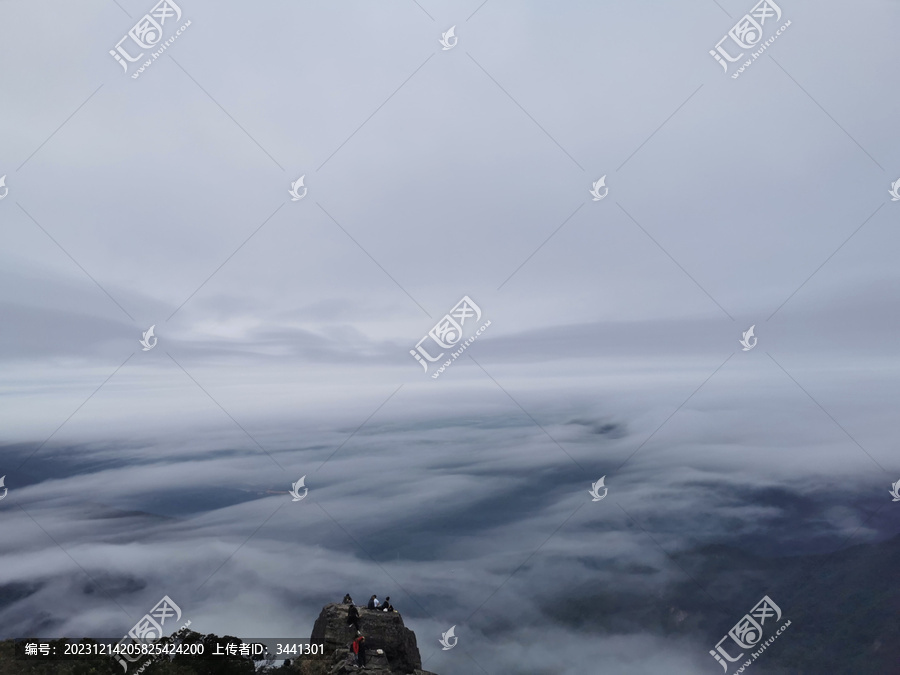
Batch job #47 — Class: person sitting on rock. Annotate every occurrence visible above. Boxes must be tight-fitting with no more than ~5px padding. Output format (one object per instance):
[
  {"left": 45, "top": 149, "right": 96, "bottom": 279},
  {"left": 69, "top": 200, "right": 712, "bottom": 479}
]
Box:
[
  {"left": 367, "top": 594, "right": 378, "bottom": 609},
  {"left": 379, "top": 596, "right": 393, "bottom": 612},
  {"left": 347, "top": 603, "right": 361, "bottom": 633},
  {"left": 342, "top": 593, "right": 353, "bottom": 605},
  {"left": 351, "top": 635, "right": 366, "bottom": 667}
]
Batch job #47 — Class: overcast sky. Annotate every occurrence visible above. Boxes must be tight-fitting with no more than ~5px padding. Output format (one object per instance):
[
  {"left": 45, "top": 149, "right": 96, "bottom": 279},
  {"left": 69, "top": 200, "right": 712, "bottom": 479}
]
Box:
[{"left": 1, "top": 0, "right": 899, "bottom": 673}]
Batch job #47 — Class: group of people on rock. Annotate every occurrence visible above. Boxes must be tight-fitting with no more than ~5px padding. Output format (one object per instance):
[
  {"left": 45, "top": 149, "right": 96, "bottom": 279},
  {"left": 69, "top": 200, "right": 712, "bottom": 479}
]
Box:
[
  {"left": 342, "top": 593, "right": 394, "bottom": 613},
  {"left": 341, "top": 593, "right": 396, "bottom": 668},
  {"left": 367, "top": 594, "right": 394, "bottom": 612}
]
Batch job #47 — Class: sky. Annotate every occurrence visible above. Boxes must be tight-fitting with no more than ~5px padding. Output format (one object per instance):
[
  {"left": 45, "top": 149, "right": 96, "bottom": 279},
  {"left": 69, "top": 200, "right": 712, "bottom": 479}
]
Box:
[{"left": 1, "top": 0, "right": 899, "bottom": 673}]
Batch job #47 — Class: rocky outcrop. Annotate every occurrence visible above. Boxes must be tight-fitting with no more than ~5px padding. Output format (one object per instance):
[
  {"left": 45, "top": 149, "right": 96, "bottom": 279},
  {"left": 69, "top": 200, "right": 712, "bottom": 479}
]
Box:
[{"left": 293, "top": 602, "right": 438, "bottom": 675}]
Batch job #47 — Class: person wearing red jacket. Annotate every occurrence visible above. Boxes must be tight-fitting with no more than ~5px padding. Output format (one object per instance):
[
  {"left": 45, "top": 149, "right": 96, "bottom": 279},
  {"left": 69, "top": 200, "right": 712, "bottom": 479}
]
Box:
[{"left": 351, "top": 635, "right": 366, "bottom": 667}]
